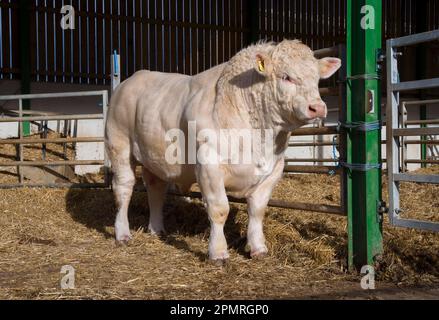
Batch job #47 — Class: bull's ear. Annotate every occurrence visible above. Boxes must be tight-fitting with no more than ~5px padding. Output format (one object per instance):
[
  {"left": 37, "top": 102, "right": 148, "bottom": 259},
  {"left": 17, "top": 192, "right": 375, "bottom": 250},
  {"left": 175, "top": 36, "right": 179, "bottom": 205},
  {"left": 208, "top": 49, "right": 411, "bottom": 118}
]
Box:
[
  {"left": 254, "top": 53, "right": 273, "bottom": 77},
  {"left": 318, "top": 57, "right": 341, "bottom": 79}
]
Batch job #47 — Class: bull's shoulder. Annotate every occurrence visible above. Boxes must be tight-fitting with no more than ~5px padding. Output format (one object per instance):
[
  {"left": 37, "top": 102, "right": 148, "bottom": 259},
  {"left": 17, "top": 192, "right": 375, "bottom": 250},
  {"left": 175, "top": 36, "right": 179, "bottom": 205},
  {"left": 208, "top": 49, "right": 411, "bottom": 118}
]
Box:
[
  {"left": 190, "top": 63, "right": 227, "bottom": 89},
  {"left": 113, "top": 70, "right": 191, "bottom": 103},
  {"left": 127, "top": 69, "right": 190, "bottom": 85},
  {"left": 112, "top": 70, "right": 152, "bottom": 97}
]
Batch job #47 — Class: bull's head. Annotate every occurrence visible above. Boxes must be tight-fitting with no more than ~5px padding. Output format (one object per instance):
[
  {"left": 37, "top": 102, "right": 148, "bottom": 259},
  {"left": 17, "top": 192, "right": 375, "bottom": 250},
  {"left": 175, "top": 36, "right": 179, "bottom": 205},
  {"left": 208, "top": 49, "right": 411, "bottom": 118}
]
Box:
[{"left": 254, "top": 40, "right": 341, "bottom": 126}]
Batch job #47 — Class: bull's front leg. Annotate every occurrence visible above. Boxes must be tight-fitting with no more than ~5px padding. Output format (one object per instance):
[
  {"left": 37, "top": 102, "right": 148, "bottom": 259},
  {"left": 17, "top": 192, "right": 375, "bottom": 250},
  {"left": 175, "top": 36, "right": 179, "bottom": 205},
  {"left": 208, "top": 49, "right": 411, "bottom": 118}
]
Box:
[
  {"left": 196, "top": 164, "right": 230, "bottom": 265},
  {"left": 246, "top": 192, "right": 270, "bottom": 259},
  {"left": 246, "top": 159, "right": 284, "bottom": 259}
]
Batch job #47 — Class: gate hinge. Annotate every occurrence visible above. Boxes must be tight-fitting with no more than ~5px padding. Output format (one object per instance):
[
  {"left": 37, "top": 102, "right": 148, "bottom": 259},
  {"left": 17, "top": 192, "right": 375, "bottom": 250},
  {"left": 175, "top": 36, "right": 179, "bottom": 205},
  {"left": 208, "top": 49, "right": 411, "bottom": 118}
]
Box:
[
  {"left": 376, "top": 49, "right": 385, "bottom": 72},
  {"left": 377, "top": 200, "right": 388, "bottom": 223}
]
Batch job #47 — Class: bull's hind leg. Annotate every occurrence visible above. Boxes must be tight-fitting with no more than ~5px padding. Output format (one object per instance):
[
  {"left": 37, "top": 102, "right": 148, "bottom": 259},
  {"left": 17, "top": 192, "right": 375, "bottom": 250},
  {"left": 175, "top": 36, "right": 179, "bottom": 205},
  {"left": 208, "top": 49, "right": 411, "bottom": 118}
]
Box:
[
  {"left": 108, "top": 140, "right": 136, "bottom": 244},
  {"left": 141, "top": 168, "right": 167, "bottom": 235}
]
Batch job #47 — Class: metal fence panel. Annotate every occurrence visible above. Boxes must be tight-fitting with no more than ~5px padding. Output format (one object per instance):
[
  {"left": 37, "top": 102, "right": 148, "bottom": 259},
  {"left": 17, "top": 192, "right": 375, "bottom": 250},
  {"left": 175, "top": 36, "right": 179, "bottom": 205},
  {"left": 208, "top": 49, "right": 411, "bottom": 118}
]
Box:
[{"left": 386, "top": 30, "right": 439, "bottom": 233}]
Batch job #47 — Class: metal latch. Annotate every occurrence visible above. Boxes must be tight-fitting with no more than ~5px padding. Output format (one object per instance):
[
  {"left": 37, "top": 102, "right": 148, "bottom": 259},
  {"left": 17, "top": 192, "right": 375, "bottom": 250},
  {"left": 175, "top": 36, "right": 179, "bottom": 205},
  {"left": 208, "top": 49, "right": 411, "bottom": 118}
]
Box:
[
  {"left": 367, "top": 89, "right": 375, "bottom": 114},
  {"left": 376, "top": 48, "right": 385, "bottom": 72},
  {"left": 377, "top": 200, "right": 388, "bottom": 223}
]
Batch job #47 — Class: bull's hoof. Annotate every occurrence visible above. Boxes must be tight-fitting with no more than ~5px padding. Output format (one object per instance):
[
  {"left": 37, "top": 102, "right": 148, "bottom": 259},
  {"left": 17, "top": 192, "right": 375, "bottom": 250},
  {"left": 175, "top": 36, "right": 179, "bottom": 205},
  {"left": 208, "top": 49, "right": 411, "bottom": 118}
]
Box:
[
  {"left": 115, "top": 234, "right": 132, "bottom": 246},
  {"left": 209, "top": 258, "right": 229, "bottom": 267},
  {"left": 250, "top": 247, "right": 268, "bottom": 260},
  {"left": 208, "top": 250, "right": 230, "bottom": 266},
  {"left": 148, "top": 228, "right": 167, "bottom": 237},
  {"left": 250, "top": 251, "right": 268, "bottom": 260}
]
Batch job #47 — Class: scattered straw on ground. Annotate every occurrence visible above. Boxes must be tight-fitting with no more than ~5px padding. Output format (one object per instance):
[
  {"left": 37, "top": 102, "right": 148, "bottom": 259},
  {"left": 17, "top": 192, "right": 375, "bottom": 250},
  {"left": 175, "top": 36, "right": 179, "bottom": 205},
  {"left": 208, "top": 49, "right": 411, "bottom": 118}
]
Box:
[{"left": 0, "top": 165, "right": 438, "bottom": 299}]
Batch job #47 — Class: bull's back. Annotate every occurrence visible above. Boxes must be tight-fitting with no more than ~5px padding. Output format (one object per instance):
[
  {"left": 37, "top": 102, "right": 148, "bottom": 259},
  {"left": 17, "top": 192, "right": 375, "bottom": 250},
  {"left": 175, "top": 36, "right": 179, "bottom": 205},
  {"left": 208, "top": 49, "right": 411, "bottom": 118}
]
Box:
[
  {"left": 106, "top": 65, "right": 224, "bottom": 185},
  {"left": 107, "top": 70, "right": 190, "bottom": 136}
]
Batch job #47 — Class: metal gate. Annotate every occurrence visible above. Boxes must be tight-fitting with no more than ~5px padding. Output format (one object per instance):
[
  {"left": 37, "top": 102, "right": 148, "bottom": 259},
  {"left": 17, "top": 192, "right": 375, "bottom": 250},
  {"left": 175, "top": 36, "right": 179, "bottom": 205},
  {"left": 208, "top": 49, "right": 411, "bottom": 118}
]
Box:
[
  {"left": 386, "top": 29, "right": 439, "bottom": 232},
  {"left": 0, "top": 90, "right": 110, "bottom": 188}
]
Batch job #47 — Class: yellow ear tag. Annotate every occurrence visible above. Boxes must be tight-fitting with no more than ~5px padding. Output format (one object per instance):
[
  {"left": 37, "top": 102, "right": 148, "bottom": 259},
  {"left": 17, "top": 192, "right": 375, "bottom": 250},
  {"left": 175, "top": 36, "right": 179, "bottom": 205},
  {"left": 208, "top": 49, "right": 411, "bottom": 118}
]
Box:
[{"left": 257, "top": 60, "right": 265, "bottom": 72}]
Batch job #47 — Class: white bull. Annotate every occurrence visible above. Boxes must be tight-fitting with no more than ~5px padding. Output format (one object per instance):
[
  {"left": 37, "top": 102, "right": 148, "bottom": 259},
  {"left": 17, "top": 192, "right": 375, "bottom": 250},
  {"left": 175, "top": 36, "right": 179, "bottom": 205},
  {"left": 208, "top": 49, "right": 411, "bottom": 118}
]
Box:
[{"left": 105, "top": 40, "right": 341, "bottom": 264}]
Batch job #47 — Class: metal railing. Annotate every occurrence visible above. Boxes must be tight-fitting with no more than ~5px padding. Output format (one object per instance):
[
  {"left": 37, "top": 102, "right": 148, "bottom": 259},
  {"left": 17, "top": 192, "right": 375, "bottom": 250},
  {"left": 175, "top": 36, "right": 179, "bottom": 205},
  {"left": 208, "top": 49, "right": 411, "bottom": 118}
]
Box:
[
  {"left": 386, "top": 29, "right": 439, "bottom": 232},
  {"left": 400, "top": 99, "right": 439, "bottom": 172},
  {"left": 0, "top": 90, "right": 109, "bottom": 188}
]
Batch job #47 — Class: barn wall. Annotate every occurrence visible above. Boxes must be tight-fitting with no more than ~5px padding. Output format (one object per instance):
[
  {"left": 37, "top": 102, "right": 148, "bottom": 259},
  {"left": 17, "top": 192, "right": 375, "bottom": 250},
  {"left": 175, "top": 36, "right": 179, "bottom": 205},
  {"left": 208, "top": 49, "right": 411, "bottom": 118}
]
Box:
[{"left": 1, "top": 0, "right": 439, "bottom": 84}]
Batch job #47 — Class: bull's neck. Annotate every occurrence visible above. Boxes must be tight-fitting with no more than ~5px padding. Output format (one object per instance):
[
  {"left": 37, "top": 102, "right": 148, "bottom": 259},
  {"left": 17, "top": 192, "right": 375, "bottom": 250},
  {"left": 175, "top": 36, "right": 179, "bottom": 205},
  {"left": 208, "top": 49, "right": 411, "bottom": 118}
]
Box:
[
  {"left": 216, "top": 85, "right": 274, "bottom": 128},
  {"left": 214, "top": 89, "right": 292, "bottom": 156}
]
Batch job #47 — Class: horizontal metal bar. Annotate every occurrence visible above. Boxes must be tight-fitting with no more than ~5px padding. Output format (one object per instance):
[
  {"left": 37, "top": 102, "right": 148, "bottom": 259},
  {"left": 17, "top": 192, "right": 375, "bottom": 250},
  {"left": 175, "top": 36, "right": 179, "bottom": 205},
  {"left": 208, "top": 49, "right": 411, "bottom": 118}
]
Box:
[
  {"left": 287, "top": 139, "right": 439, "bottom": 146},
  {"left": 0, "top": 160, "right": 104, "bottom": 167},
  {"left": 5, "top": 110, "right": 63, "bottom": 116},
  {"left": 0, "top": 183, "right": 108, "bottom": 189},
  {"left": 394, "top": 174, "right": 439, "bottom": 184},
  {"left": 0, "top": 114, "right": 103, "bottom": 122},
  {"left": 405, "top": 140, "right": 439, "bottom": 145},
  {"left": 402, "top": 99, "right": 439, "bottom": 107},
  {"left": 392, "top": 218, "right": 439, "bottom": 233},
  {"left": 167, "top": 191, "right": 345, "bottom": 216},
  {"left": 405, "top": 119, "right": 439, "bottom": 125},
  {"left": 285, "top": 158, "right": 337, "bottom": 163},
  {"left": 289, "top": 141, "right": 336, "bottom": 147},
  {"left": 378, "top": 159, "right": 438, "bottom": 163},
  {"left": 405, "top": 159, "right": 439, "bottom": 164},
  {"left": 284, "top": 165, "right": 341, "bottom": 174},
  {"left": 389, "top": 29, "right": 439, "bottom": 48},
  {"left": 391, "top": 78, "right": 439, "bottom": 92},
  {"left": 393, "top": 127, "right": 439, "bottom": 136},
  {"left": 0, "top": 137, "right": 104, "bottom": 145},
  {"left": 0, "top": 90, "right": 108, "bottom": 101},
  {"left": 265, "top": 199, "right": 344, "bottom": 215},
  {"left": 291, "top": 126, "right": 339, "bottom": 136}
]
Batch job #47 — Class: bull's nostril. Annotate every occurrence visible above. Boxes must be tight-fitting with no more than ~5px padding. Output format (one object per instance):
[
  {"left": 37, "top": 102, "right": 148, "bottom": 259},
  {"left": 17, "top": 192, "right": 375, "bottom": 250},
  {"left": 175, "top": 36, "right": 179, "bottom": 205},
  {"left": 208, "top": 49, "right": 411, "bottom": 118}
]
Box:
[{"left": 309, "top": 106, "right": 317, "bottom": 113}]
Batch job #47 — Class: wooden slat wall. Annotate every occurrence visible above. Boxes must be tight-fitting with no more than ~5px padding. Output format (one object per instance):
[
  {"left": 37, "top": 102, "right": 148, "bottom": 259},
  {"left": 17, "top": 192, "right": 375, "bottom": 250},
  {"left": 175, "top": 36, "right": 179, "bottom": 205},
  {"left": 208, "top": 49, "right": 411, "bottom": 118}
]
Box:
[
  {"left": 428, "top": 0, "right": 439, "bottom": 30},
  {"left": 0, "top": 0, "right": 19, "bottom": 80},
  {"left": 259, "top": 0, "right": 345, "bottom": 49},
  {"left": 1, "top": 0, "right": 439, "bottom": 84}
]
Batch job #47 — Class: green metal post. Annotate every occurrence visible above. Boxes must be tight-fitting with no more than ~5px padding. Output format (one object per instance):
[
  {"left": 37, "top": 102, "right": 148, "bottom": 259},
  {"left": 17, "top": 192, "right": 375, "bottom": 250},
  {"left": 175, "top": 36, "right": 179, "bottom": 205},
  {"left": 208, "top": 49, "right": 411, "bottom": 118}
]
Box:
[
  {"left": 346, "top": 0, "right": 383, "bottom": 271},
  {"left": 19, "top": 0, "right": 31, "bottom": 135}
]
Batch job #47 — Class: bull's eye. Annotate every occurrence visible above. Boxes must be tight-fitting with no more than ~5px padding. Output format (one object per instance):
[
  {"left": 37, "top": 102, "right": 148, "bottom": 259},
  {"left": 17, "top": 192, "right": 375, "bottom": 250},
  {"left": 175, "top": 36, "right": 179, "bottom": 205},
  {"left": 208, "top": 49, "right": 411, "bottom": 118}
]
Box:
[{"left": 281, "top": 74, "right": 298, "bottom": 85}]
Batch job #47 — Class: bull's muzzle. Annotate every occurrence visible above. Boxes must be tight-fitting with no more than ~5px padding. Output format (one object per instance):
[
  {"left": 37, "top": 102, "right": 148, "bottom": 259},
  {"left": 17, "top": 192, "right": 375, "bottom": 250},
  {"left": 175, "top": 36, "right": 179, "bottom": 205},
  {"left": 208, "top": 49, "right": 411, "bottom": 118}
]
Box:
[{"left": 307, "top": 102, "right": 327, "bottom": 119}]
